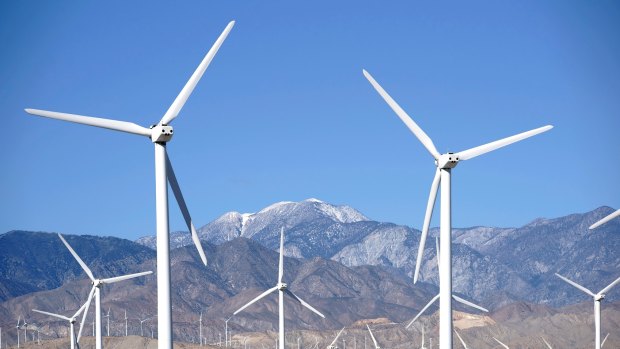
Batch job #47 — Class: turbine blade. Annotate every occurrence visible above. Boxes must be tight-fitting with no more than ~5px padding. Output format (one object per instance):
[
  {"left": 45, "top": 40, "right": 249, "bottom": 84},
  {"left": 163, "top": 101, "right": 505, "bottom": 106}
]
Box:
[
  {"left": 362, "top": 69, "right": 440, "bottom": 160},
  {"left": 24, "top": 109, "right": 151, "bottom": 137},
  {"left": 414, "top": 168, "right": 440, "bottom": 284},
  {"left": 73, "top": 299, "right": 90, "bottom": 319},
  {"left": 456, "top": 125, "right": 553, "bottom": 161},
  {"left": 406, "top": 294, "right": 440, "bottom": 328},
  {"left": 600, "top": 275, "right": 620, "bottom": 295},
  {"left": 601, "top": 333, "right": 610, "bottom": 348},
  {"left": 492, "top": 337, "right": 510, "bottom": 349},
  {"left": 284, "top": 289, "right": 325, "bottom": 318},
  {"left": 590, "top": 209, "right": 620, "bottom": 230},
  {"left": 279, "top": 227, "right": 285, "bottom": 284},
  {"left": 77, "top": 287, "right": 96, "bottom": 341},
  {"left": 454, "top": 330, "right": 467, "bottom": 349},
  {"left": 329, "top": 328, "right": 346, "bottom": 347},
  {"left": 366, "top": 325, "right": 379, "bottom": 349},
  {"left": 32, "top": 309, "right": 71, "bottom": 322},
  {"left": 160, "top": 21, "right": 235, "bottom": 125},
  {"left": 166, "top": 153, "right": 208, "bottom": 266},
  {"left": 555, "top": 273, "right": 596, "bottom": 297},
  {"left": 233, "top": 286, "right": 279, "bottom": 315},
  {"left": 101, "top": 271, "right": 152, "bottom": 284},
  {"left": 58, "top": 233, "right": 95, "bottom": 282},
  {"left": 541, "top": 336, "right": 552, "bottom": 349},
  {"left": 452, "top": 295, "right": 489, "bottom": 312}
]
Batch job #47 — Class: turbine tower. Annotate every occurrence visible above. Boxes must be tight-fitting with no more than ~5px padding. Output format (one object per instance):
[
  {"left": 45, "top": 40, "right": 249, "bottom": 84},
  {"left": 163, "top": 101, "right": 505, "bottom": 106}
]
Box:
[
  {"left": 406, "top": 238, "right": 488, "bottom": 327},
  {"left": 363, "top": 69, "right": 552, "bottom": 348},
  {"left": 58, "top": 233, "right": 152, "bottom": 349},
  {"left": 233, "top": 228, "right": 325, "bottom": 349},
  {"left": 25, "top": 20, "right": 235, "bottom": 349},
  {"left": 590, "top": 209, "right": 620, "bottom": 229},
  {"left": 32, "top": 300, "right": 90, "bottom": 349},
  {"left": 555, "top": 272, "right": 620, "bottom": 349}
]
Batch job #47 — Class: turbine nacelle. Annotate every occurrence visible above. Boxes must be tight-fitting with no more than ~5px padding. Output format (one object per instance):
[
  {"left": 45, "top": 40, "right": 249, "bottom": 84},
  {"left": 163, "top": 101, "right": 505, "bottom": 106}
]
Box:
[
  {"left": 277, "top": 282, "right": 288, "bottom": 290},
  {"left": 150, "top": 124, "right": 174, "bottom": 143},
  {"left": 595, "top": 294, "right": 605, "bottom": 301},
  {"left": 436, "top": 153, "right": 459, "bottom": 169}
]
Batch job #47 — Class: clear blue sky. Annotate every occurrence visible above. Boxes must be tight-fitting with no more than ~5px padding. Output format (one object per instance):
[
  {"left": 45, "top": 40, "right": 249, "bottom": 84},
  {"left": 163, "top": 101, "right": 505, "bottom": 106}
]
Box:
[{"left": 2, "top": 1, "right": 619, "bottom": 240}]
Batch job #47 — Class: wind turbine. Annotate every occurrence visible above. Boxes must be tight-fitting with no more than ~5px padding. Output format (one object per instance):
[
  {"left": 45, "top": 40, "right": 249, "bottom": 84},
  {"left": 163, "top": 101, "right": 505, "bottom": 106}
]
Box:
[
  {"left": 225, "top": 317, "right": 232, "bottom": 347},
  {"left": 406, "top": 238, "right": 488, "bottom": 327},
  {"left": 555, "top": 272, "right": 620, "bottom": 349},
  {"left": 454, "top": 330, "right": 469, "bottom": 349},
  {"left": 139, "top": 317, "right": 151, "bottom": 337},
  {"left": 103, "top": 308, "right": 111, "bottom": 337},
  {"left": 124, "top": 310, "right": 128, "bottom": 337},
  {"left": 540, "top": 336, "right": 552, "bottom": 349},
  {"left": 365, "top": 325, "right": 380, "bottom": 349},
  {"left": 233, "top": 228, "right": 325, "bottom": 349},
  {"left": 16, "top": 316, "right": 21, "bottom": 348},
  {"left": 327, "top": 328, "right": 345, "bottom": 349},
  {"left": 25, "top": 20, "right": 235, "bottom": 349},
  {"left": 590, "top": 209, "right": 620, "bottom": 229},
  {"left": 33, "top": 300, "right": 90, "bottom": 349},
  {"left": 199, "top": 311, "right": 203, "bottom": 347},
  {"left": 22, "top": 319, "right": 27, "bottom": 344},
  {"left": 363, "top": 69, "right": 552, "bottom": 348},
  {"left": 58, "top": 233, "right": 152, "bottom": 349},
  {"left": 492, "top": 337, "right": 509, "bottom": 349}
]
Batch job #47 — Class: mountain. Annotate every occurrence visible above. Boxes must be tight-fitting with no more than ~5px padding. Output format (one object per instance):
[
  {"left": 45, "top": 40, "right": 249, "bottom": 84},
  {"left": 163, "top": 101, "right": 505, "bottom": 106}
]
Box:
[
  {"left": 136, "top": 200, "right": 620, "bottom": 308},
  {"left": 136, "top": 198, "right": 372, "bottom": 257},
  {"left": 0, "top": 233, "right": 442, "bottom": 344},
  {"left": 0, "top": 231, "right": 155, "bottom": 301}
]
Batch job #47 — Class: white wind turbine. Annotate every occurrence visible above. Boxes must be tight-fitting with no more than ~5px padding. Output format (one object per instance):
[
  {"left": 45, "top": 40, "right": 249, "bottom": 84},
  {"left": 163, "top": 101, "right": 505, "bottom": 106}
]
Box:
[
  {"left": 139, "top": 316, "right": 151, "bottom": 337},
  {"left": 492, "top": 337, "right": 509, "bottom": 349},
  {"left": 590, "top": 209, "right": 620, "bottom": 229},
  {"left": 233, "top": 228, "right": 325, "bottom": 349},
  {"left": 199, "top": 311, "right": 203, "bottom": 347},
  {"left": 16, "top": 317, "right": 20, "bottom": 348},
  {"left": 103, "top": 308, "right": 111, "bottom": 337},
  {"left": 33, "top": 300, "right": 90, "bottom": 349},
  {"left": 327, "top": 328, "right": 346, "bottom": 349},
  {"left": 365, "top": 325, "right": 380, "bottom": 349},
  {"left": 555, "top": 272, "right": 620, "bottom": 349},
  {"left": 406, "top": 238, "right": 488, "bottom": 327},
  {"left": 124, "top": 310, "right": 128, "bottom": 337},
  {"left": 454, "top": 330, "right": 469, "bottom": 349},
  {"left": 363, "top": 69, "right": 552, "bottom": 348},
  {"left": 25, "top": 20, "right": 235, "bottom": 349},
  {"left": 58, "top": 233, "right": 152, "bottom": 349}
]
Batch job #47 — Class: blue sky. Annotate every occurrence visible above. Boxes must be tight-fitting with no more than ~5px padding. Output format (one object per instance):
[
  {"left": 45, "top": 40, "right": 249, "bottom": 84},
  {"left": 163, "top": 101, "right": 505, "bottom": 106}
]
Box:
[{"left": 2, "top": 1, "right": 619, "bottom": 240}]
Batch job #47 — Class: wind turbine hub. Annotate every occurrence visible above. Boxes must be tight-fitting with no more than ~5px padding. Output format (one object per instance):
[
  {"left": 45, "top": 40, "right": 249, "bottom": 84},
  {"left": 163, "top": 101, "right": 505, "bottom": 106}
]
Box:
[
  {"left": 150, "top": 124, "right": 174, "bottom": 143},
  {"left": 94, "top": 279, "right": 104, "bottom": 287},
  {"left": 277, "top": 282, "right": 288, "bottom": 290},
  {"left": 436, "top": 153, "right": 460, "bottom": 169},
  {"left": 595, "top": 294, "right": 605, "bottom": 301}
]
